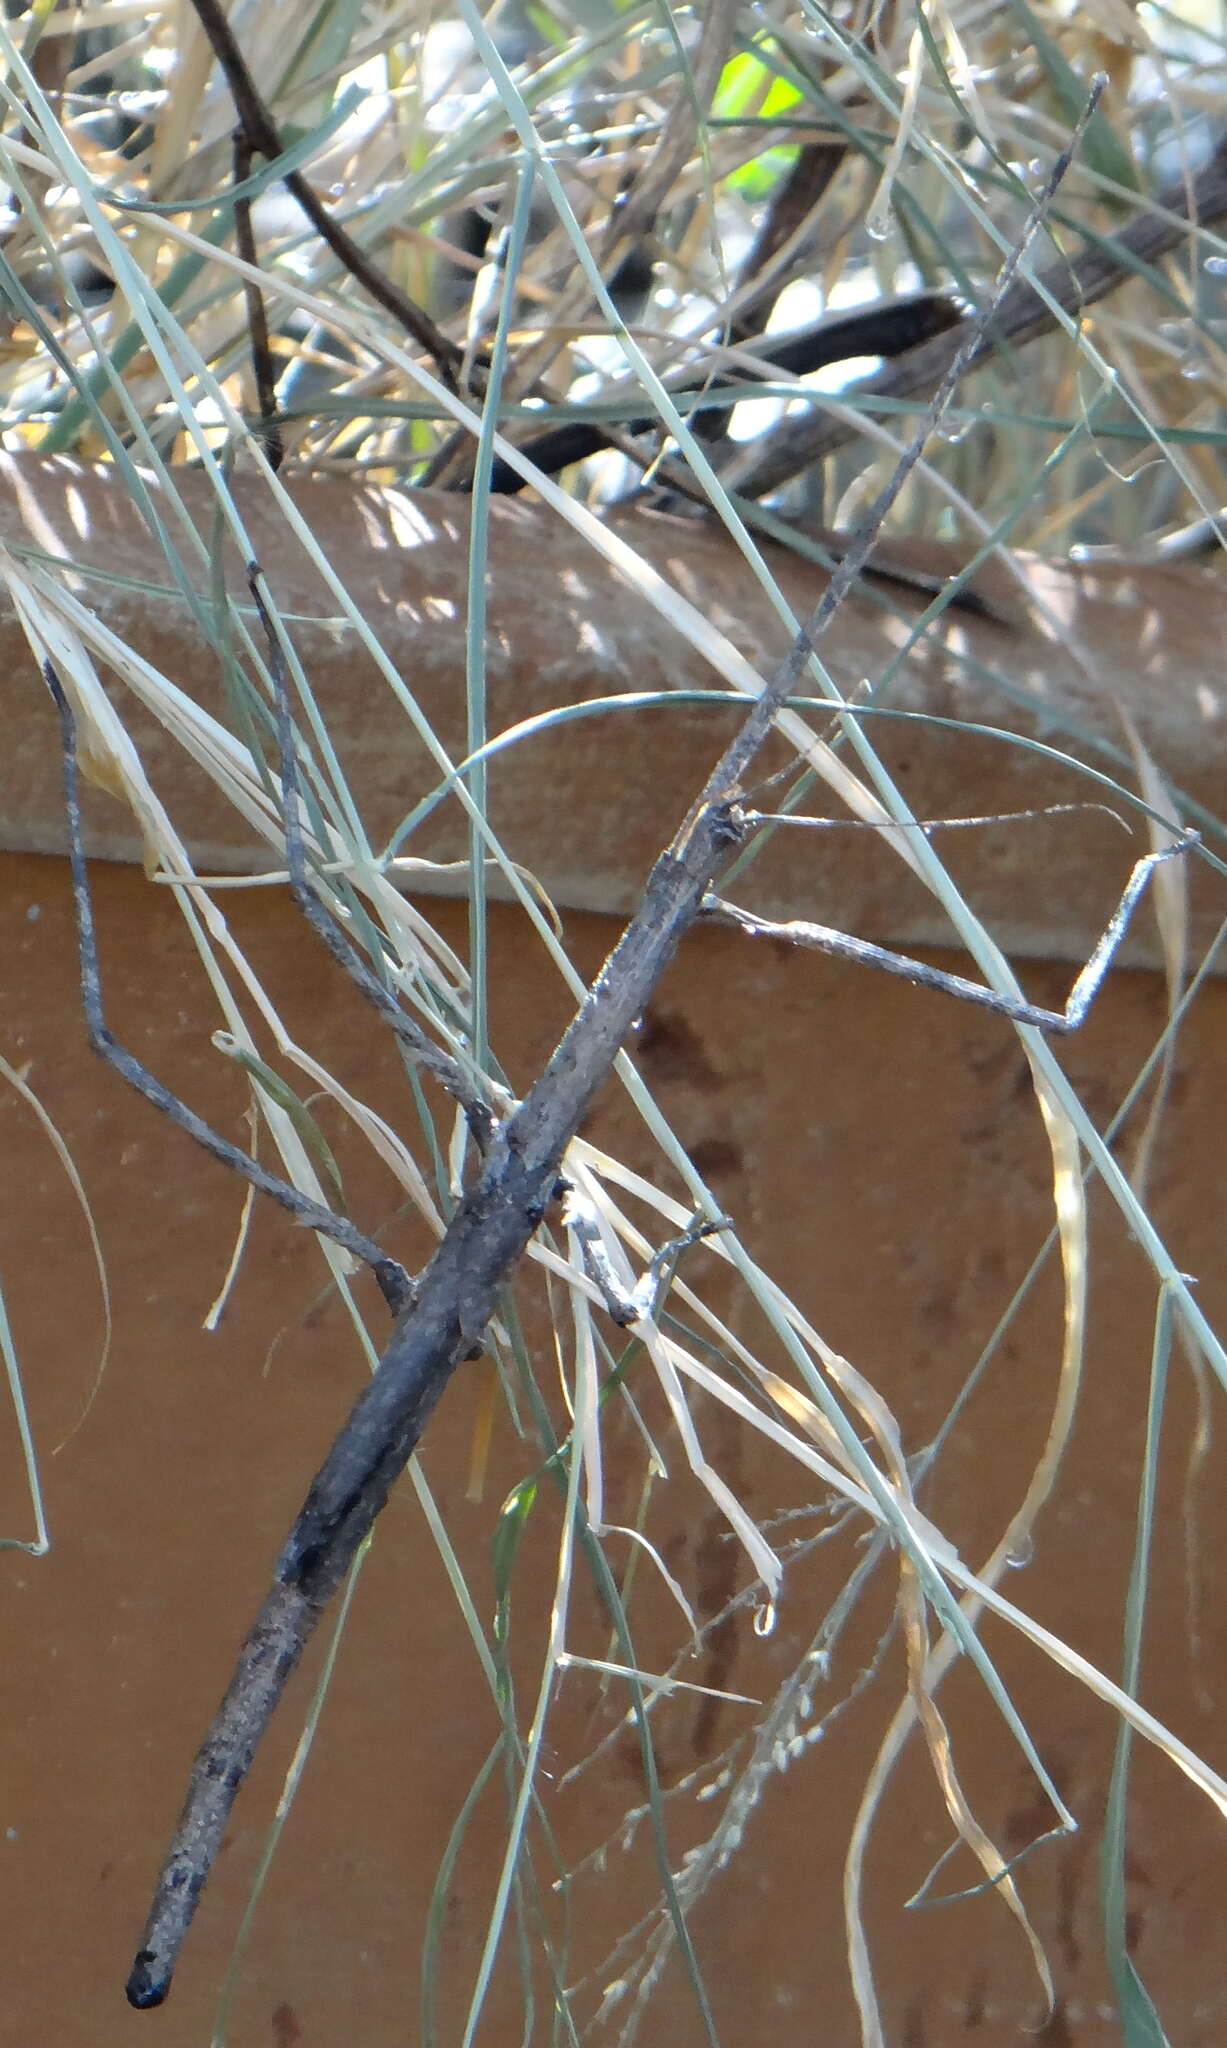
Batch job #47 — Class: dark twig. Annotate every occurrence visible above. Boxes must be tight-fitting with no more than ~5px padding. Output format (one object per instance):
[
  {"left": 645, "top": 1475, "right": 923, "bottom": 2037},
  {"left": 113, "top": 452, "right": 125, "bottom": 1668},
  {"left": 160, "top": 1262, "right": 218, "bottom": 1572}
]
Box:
[
  {"left": 232, "top": 132, "right": 283, "bottom": 473},
  {"left": 43, "top": 661, "right": 413, "bottom": 1316},
  {"left": 246, "top": 569, "right": 497, "bottom": 1151},
  {"left": 685, "top": 139, "right": 859, "bottom": 465},
  {"left": 484, "top": 292, "right": 963, "bottom": 494},
  {"left": 727, "top": 127, "right": 1227, "bottom": 499},
  {"left": 125, "top": 93, "right": 1103, "bottom": 2010},
  {"left": 187, "top": 0, "right": 461, "bottom": 386},
  {"left": 723, "top": 138, "right": 847, "bottom": 346}
]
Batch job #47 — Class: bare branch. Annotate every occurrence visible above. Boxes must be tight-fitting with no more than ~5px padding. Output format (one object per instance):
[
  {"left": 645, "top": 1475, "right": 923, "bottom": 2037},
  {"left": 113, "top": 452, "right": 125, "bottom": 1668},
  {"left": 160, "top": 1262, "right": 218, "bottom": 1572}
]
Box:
[
  {"left": 186, "top": 0, "right": 461, "bottom": 385},
  {"left": 232, "top": 132, "right": 283, "bottom": 473}
]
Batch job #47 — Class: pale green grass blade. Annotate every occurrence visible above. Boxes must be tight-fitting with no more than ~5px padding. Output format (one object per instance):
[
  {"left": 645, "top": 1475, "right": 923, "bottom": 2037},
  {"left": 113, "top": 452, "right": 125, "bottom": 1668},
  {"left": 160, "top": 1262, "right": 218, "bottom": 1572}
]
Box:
[{"left": 1100, "top": 1287, "right": 1176, "bottom": 2047}]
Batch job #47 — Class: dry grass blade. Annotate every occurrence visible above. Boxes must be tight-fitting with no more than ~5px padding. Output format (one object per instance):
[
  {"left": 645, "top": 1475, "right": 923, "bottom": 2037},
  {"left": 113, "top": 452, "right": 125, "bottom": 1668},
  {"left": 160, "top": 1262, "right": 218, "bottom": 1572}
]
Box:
[{"left": 0, "top": 7, "right": 1224, "bottom": 2044}]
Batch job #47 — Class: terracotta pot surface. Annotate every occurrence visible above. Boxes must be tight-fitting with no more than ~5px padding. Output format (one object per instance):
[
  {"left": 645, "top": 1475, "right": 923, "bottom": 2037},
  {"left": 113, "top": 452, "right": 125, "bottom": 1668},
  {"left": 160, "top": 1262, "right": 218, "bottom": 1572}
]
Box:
[{"left": 2, "top": 850, "right": 1225, "bottom": 2045}]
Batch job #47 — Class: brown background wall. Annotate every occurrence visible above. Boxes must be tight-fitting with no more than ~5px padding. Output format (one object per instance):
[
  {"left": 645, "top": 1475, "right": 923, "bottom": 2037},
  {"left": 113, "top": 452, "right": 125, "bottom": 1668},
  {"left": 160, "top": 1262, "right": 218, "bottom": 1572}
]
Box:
[
  {"left": 2, "top": 848, "right": 1225, "bottom": 2047},
  {"left": 2, "top": 462, "right": 1226, "bottom": 2044}
]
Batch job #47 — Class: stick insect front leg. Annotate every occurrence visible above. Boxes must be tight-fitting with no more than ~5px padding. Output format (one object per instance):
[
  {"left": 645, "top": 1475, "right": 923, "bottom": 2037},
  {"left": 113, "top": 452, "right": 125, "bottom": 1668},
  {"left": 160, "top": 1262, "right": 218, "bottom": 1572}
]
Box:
[
  {"left": 701, "top": 826, "right": 1200, "bottom": 1033},
  {"left": 44, "top": 659, "right": 415, "bottom": 1315}
]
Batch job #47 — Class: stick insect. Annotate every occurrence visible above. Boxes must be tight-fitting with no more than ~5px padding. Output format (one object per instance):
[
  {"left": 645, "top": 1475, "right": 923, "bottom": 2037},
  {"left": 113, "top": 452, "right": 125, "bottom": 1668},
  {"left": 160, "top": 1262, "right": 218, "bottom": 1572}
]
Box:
[{"left": 42, "top": 635, "right": 1196, "bottom": 2015}]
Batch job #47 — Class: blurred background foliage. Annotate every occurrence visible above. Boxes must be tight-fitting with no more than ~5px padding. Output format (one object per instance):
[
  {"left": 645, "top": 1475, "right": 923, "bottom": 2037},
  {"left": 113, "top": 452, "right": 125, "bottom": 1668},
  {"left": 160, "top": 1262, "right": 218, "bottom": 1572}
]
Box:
[{"left": 0, "top": 0, "right": 1224, "bottom": 557}]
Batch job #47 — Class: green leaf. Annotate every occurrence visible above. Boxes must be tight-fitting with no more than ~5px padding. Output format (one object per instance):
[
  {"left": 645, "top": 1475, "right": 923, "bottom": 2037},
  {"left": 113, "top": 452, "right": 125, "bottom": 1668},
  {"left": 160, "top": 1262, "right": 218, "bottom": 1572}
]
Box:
[
  {"left": 715, "top": 44, "right": 803, "bottom": 197},
  {"left": 1100, "top": 1287, "right": 1174, "bottom": 2046},
  {"left": 491, "top": 1477, "right": 538, "bottom": 1617},
  {"left": 223, "top": 1046, "right": 347, "bottom": 1212}
]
